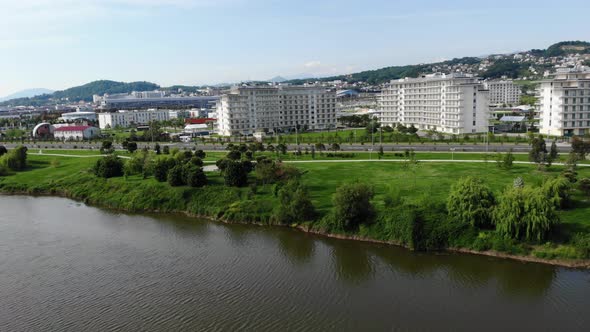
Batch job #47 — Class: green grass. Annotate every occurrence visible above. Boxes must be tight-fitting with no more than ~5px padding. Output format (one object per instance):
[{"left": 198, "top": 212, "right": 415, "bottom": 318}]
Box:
[{"left": 2, "top": 154, "right": 590, "bottom": 262}]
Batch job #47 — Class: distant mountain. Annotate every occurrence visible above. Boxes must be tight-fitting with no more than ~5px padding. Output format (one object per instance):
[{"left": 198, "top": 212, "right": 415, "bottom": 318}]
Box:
[
  {"left": 0, "top": 88, "right": 54, "bottom": 102},
  {"left": 269, "top": 76, "right": 287, "bottom": 83},
  {"left": 0, "top": 80, "right": 160, "bottom": 106}
]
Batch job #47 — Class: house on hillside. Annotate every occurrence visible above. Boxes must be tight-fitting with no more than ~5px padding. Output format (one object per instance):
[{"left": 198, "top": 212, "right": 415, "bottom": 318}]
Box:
[{"left": 54, "top": 126, "right": 101, "bottom": 140}]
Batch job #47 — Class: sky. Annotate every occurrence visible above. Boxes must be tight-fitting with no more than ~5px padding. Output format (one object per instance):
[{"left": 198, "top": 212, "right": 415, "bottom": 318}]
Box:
[{"left": 0, "top": 0, "right": 589, "bottom": 97}]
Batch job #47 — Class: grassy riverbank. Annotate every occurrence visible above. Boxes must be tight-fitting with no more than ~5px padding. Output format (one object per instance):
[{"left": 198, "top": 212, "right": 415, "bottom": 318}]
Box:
[{"left": 2, "top": 153, "right": 590, "bottom": 267}]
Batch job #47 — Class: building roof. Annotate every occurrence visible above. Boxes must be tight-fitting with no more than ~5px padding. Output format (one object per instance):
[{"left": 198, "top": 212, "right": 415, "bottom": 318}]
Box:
[
  {"left": 499, "top": 116, "right": 526, "bottom": 122},
  {"left": 185, "top": 124, "right": 208, "bottom": 130},
  {"left": 185, "top": 118, "right": 216, "bottom": 124},
  {"left": 54, "top": 126, "right": 93, "bottom": 132}
]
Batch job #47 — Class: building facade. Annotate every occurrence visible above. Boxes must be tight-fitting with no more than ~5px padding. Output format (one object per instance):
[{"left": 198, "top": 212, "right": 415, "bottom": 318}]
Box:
[
  {"left": 485, "top": 80, "right": 522, "bottom": 105},
  {"left": 54, "top": 126, "right": 101, "bottom": 140},
  {"left": 378, "top": 73, "right": 490, "bottom": 134},
  {"left": 216, "top": 86, "right": 337, "bottom": 136},
  {"left": 538, "top": 68, "right": 590, "bottom": 137},
  {"left": 97, "top": 109, "right": 169, "bottom": 129}
]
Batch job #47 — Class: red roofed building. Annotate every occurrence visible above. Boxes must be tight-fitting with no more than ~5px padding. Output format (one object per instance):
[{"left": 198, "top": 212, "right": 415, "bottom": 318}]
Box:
[
  {"left": 185, "top": 118, "right": 216, "bottom": 125},
  {"left": 54, "top": 125, "right": 101, "bottom": 140}
]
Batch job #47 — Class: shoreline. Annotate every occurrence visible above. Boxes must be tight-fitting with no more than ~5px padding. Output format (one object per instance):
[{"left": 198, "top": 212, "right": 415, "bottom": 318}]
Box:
[{"left": 2, "top": 190, "right": 589, "bottom": 269}]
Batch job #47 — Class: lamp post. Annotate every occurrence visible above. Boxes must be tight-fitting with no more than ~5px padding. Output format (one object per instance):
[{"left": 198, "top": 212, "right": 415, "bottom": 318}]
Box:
[{"left": 450, "top": 147, "right": 456, "bottom": 160}]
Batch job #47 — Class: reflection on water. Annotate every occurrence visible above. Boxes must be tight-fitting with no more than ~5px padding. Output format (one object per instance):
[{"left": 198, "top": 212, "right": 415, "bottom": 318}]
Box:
[{"left": 0, "top": 195, "right": 588, "bottom": 331}]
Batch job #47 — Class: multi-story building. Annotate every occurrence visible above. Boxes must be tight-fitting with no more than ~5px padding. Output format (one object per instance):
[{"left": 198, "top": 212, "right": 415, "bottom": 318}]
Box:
[
  {"left": 97, "top": 109, "right": 169, "bottom": 129},
  {"left": 378, "top": 73, "right": 490, "bottom": 134},
  {"left": 94, "top": 92, "right": 219, "bottom": 110},
  {"left": 538, "top": 67, "right": 590, "bottom": 137},
  {"left": 485, "top": 80, "right": 522, "bottom": 105},
  {"left": 216, "top": 86, "right": 336, "bottom": 136}
]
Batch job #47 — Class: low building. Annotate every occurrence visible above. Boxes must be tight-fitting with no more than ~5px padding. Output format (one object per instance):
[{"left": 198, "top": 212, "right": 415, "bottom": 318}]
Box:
[
  {"left": 60, "top": 111, "right": 97, "bottom": 122},
  {"left": 97, "top": 109, "right": 169, "bottom": 129},
  {"left": 54, "top": 126, "right": 101, "bottom": 140}
]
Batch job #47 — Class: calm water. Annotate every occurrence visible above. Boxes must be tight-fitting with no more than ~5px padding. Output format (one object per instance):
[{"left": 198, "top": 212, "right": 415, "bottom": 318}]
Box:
[{"left": 1, "top": 196, "right": 589, "bottom": 331}]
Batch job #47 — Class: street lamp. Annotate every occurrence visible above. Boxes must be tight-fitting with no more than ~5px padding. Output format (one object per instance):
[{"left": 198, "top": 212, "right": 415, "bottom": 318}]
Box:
[{"left": 450, "top": 147, "right": 456, "bottom": 160}]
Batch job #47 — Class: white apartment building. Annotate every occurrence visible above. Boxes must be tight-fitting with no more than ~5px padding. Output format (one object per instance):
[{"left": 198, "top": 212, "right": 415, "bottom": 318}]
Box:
[
  {"left": 97, "top": 109, "right": 169, "bottom": 129},
  {"left": 485, "top": 80, "right": 522, "bottom": 105},
  {"left": 538, "top": 67, "right": 590, "bottom": 137},
  {"left": 378, "top": 73, "right": 490, "bottom": 134},
  {"left": 216, "top": 86, "right": 336, "bottom": 136}
]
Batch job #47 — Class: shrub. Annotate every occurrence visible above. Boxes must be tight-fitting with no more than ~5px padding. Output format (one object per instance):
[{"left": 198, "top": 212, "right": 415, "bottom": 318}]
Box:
[
  {"left": 272, "top": 180, "right": 316, "bottom": 224},
  {"left": 572, "top": 233, "right": 590, "bottom": 258},
  {"left": 167, "top": 165, "right": 185, "bottom": 186},
  {"left": 162, "top": 145, "right": 170, "bottom": 154},
  {"left": 0, "top": 146, "right": 27, "bottom": 171},
  {"left": 447, "top": 177, "right": 495, "bottom": 228},
  {"left": 184, "top": 164, "right": 207, "bottom": 187},
  {"left": 93, "top": 155, "right": 124, "bottom": 178},
  {"left": 330, "top": 182, "right": 375, "bottom": 231},
  {"left": 494, "top": 186, "right": 558, "bottom": 242},
  {"left": 223, "top": 160, "right": 252, "bottom": 187},
  {"left": 0, "top": 145, "right": 7, "bottom": 157},
  {"left": 578, "top": 178, "right": 590, "bottom": 196}
]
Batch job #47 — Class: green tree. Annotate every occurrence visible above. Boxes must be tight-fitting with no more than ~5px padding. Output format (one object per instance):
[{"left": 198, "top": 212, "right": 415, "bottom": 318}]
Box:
[
  {"left": 273, "top": 180, "right": 316, "bottom": 224},
  {"left": 571, "top": 137, "right": 590, "bottom": 159},
  {"left": 93, "top": 155, "right": 124, "bottom": 178},
  {"left": 162, "top": 145, "right": 170, "bottom": 155},
  {"left": 153, "top": 158, "right": 173, "bottom": 182},
  {"left": 126, "top": 141, "right": 138, "bottom": 153},
  {"left": 0, "top": 146, "right": 7, "bottom": 157},
  {"left": 494, "top": 186, "right": 558, "bottom": 242},
  {"left": 194, "top": 149, "right": 206, "bottom": 159},
  {"left": 167, "top": 165, "right": 185, "bottom": 186},
  {"left": 183, "top": 164, "right": 207, "bottom": 187},
  {"left": 331, "top": 182, "right": 375, "bottom": 231},
  {"left": 100, "top": 140, "right": 114, "bottom": 154},
  {"left": 529, "top": 135, "right": 548, "bottom": 168},
  {"left": 503, "top": 149, "right": 514, "bottom": 169},
  {"left": 154, "top": 143, "right": 161, "bottom": 155},
  {"left": 578, "top": 178, "right": 590, "bottom": 196},
  {"left": 447, "top": 177, "right": 496, "bottom": 228},
  {"left": 222, "top": 160, "right": 252, "bottom": 187},
  {"left": 0, "top": 146, "right": 27, "bottom": 171},
  {"left": 549, "top": 141, "right": 559, "bottom": 161}
]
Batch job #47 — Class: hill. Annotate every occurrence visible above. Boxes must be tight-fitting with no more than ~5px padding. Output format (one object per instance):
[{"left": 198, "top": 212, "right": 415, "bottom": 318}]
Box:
[
  {"left": 0, "top": 80, "right": 160, "bottom": 106},
  {"left": 287, "top": 41, "right": 590, "bottom": 85},
  {"left": 0, "top": 88, "right": 54, "bottom": 102}
]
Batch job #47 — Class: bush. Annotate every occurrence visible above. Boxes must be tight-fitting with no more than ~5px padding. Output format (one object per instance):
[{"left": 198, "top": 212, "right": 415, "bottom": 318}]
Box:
[
  {"left": 541, "top": 176, "right": 571, "bottom": 209},
  {"left": 572, "top": 233, "right": 590, "bottom": 258},
  {"left": 578, "top": 178, "right": 590, "bottom": 196},
  {"left": 330, "top": 182, "right": 375, "bottom": 231},
  {"left": 154, "top": 157, "right": 175, "bottom": 182},
  {"left": 167, "top": 165, "right": 185, "bottom": 186},
  {"left": 222, "top": 160, "right": 252, "bottom": 187},
  {"left": 163, "top": 145, "right": 170, "bottom": 154},
  {"left": 272, "top": 180, "right": 316, "bottom": 224},
  {"left": 93, "top": 155, "right": 124, "bottom": 178},
  {"left": 447, "top": 177, "right": 495, "bottom": 228},
  {"left": 0, "top": 145, "right": 7, "bottom": 157},
  {"left": 184, "top": 164, "right": 207, "bottom": 187},
  {"left": 0, "top": 146, "right": 27, "bottom": 171},
  {"left": 194, "top": 149, "right": 206, "bottom": 159},
  {"left": 494, "top": 186, "right": 558, "bottom": 242}
]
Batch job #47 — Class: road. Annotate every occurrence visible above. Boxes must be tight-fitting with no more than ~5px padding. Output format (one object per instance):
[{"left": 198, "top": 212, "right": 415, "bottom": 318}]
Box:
[{"left": 3, "top": 141, "right": 574, "bottom": 153}]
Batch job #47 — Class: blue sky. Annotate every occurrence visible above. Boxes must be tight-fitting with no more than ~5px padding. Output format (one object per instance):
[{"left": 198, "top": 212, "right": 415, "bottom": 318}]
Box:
[{"left": 0, "top": 0, "right": 589, "bottom": 96}]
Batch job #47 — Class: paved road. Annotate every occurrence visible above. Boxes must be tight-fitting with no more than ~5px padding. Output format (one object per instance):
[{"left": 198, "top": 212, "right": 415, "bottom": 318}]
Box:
[{"left": 3, "top": 141, "right": 574, "bottom": 153}]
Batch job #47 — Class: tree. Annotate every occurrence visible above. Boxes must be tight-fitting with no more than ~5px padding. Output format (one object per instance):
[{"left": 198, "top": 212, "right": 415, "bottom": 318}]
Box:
[
  {"left": 222, "top": 160, "right": 252, "bottom": 187},
  {"left": 0, "top": 146, "right": 27, "bottom": 171},
  {"left": 124, "top": 152, "right": 147, "bottom": 177},
  {"left": 549, "top": 141, "right": 559, "bottom": 161},
  {"left": 578, "top": 178, "right": 590, "bottom": 196},
  {"left": 503, "top": 149, "right": 514, "bottom": 169},
  {"left": 167, "top": 165, "right": 185, "bottom": 186},
  {"left": 154, "top": 158, "right": 173, "bottom": 182},
  {"left": 184, "top": 164, "right": 207, "bottom": 187},
  {"left": 93, "top": 155, "right": 124, "bottom": 178},
  {"left": 194, "top": 149, "right": 206, "bottom": 159},
  {"left": 447, "top": 176, "right": 496, "bottom": 229},
  {"left": 154, "top": 143, "right": 161, "bottom": 155},
  {"left": 311, "top": 146, "right": 316, "bottom": 159},
  {"left": 378, "top": 145, "right": 384, "bottom": 159},
  {"left": 227, "top": 150, "right": 241, "bottom": 160},
  {"left": 331, "top": 143, "right": 340, "bottom": 152},
  {"left": 494, "top": 186, "right": 558, "bottom": 242},
  {"left": 571, "top": 137, "right": 590, "bottom": 159},
  {"left": 100, "top": 140, "right": 114, "bottom": 154},
  {"left": 277, "top": 143, "right": 287, "bottom": 155},
  {"left": 0, "top": 145, "right": 7, "bottom": 157},
  {"left": 162, "top": 145, "right": 170, "bottom": 155},
  {"left": 542, "top": 176, "right": 571, "bottom": 209},
  {"left": 273, "top": 180, "right": 316, "bottom": 224},
  {"left": 331, "top": 182, "right": 375, "bottom": 231},
  {"left": 126, "top": 141, "right": 138, "bottom": 154},
  {"left": 529, "top": 135, "right": 548, "bottom": 168}
]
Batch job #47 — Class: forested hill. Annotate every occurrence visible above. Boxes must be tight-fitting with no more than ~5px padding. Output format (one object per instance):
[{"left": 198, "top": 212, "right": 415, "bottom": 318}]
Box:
[
  {"left": 0, "top": 80, "right": 160, "bottom": 106},
  {"left": 287, "top": 41, "right": 590, "bottom": 85}
]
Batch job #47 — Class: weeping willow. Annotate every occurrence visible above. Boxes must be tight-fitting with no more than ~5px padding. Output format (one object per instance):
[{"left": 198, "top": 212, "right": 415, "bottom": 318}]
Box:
[{"left": 447, "top": 176, "right": 496, "bottom": 228}]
